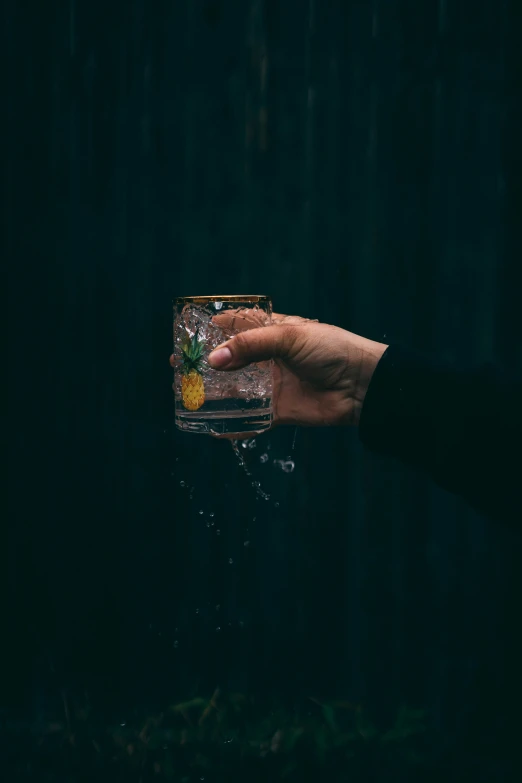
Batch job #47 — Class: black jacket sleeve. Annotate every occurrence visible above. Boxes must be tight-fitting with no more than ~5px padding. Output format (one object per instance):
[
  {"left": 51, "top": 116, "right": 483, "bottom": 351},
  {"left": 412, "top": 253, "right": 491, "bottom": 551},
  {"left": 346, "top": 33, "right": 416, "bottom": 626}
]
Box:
[{"left": 358, "top": 344, "right": 522, "bottom": 527}]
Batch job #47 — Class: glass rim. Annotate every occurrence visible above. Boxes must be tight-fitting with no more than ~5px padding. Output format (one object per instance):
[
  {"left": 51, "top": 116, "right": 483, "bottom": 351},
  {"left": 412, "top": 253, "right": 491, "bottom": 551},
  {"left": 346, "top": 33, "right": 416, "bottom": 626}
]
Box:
[{"left": 174, "top": 294, "right": 271, "bottom": 305}]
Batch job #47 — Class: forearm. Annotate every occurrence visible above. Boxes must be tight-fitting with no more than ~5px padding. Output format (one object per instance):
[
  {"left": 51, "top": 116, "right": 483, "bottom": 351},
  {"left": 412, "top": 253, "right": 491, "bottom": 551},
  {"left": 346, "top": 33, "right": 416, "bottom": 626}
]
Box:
[{"left": 359, "top": 345, "right": 521, "bottom": 526}]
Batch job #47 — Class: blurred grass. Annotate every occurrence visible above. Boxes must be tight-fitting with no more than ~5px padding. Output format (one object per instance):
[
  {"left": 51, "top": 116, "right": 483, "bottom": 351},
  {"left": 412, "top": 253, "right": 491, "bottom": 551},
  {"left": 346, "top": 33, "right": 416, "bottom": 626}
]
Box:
[{"left": 2, "top": 689, "right": 430, "bottom": 782}]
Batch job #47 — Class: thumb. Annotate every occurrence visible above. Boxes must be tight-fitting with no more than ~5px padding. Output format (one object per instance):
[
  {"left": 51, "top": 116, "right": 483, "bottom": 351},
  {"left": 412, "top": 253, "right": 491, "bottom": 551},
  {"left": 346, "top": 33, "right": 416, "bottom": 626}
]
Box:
[{"left": 208, "top": 325, "right": 296, "bottom": 371}]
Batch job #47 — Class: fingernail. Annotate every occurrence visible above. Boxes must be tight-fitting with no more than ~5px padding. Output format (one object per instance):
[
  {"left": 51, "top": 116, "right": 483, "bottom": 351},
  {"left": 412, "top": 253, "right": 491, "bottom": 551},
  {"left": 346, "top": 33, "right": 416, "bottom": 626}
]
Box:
[{"left": 208, "top": 346, "right": 232, "bottom": 368}]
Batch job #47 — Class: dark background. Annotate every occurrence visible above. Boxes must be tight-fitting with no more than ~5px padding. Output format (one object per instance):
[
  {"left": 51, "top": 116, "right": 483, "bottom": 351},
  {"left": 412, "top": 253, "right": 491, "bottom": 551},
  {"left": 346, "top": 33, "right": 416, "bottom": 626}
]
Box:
[{"left": 5, "top": 0, "right": 522, "bottom": 770}]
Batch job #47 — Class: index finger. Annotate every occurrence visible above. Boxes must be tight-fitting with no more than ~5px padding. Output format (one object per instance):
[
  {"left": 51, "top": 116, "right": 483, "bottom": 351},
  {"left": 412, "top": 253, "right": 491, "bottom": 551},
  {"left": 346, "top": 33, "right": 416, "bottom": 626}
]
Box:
[
  {"left": 212, "top": 308, "right": 281, "bottom": 333},
  {"left": 211, "top": 311, "right": 310, "bottom": 332}
]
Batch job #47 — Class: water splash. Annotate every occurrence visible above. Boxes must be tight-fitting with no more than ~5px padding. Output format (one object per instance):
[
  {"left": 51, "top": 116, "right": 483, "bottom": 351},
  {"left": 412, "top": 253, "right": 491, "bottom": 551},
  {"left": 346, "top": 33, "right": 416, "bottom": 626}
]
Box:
[
  {"left": 230, "top": 440, "right": 271, "bottom": 499},
  {"left": 230, "top": 440, "right": 251, "bottom": 476},
  {"left": 171, "top": 432, "right": 298, "bottom": 640},
  {"left": 273, "top": 458, "right": 295, "bottom": 473}
]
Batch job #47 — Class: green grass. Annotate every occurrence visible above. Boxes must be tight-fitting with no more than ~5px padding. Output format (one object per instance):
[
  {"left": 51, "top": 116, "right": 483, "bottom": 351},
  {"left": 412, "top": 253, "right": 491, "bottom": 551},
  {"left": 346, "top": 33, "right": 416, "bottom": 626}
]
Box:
[{"left": 3, "top": 690, "right": 429, "bottom": 781}]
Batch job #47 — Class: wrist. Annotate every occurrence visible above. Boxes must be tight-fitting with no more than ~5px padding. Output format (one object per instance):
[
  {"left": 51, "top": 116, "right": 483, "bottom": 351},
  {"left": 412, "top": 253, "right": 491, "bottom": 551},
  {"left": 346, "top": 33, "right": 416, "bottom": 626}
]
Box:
[{"left": 352, "top": 339, "right": 388, "bottom": 426}]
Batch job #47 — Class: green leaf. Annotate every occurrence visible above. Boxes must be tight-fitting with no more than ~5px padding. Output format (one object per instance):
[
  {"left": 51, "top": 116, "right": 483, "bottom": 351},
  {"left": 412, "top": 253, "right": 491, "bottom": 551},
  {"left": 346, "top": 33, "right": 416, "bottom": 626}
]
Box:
[
  {"left": 321, "top": 704, "right": 338, "bottom": 733},
  {"left": 170, "top": 698, "right": 207, "bottom": 712},
  {"left": 355, "top": 710, "right": 378, "bottom": 740},
  {"left": 181, "top": 331, "right": 192, "bottom": 352}
]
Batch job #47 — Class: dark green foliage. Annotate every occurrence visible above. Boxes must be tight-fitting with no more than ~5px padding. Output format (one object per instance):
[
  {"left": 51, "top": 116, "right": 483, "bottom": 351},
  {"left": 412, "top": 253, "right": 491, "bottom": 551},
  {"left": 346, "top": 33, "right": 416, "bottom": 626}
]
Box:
[{"left": 2, "top": 691, "right": 428, "bottom": 782}]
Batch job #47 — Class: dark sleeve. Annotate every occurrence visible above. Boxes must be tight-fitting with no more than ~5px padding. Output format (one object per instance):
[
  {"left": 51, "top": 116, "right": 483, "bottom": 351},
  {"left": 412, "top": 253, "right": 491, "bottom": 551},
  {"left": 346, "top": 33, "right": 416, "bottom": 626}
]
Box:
[{"left": 358, "top": 344, "right": 522, "bottom": 527}]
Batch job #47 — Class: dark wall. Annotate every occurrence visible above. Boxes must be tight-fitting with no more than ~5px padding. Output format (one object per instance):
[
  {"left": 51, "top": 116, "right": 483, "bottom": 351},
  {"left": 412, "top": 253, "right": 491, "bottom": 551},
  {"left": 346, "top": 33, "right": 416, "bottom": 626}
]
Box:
[{"left": 6, "top": 0, "right": 521, "bottom": 751}]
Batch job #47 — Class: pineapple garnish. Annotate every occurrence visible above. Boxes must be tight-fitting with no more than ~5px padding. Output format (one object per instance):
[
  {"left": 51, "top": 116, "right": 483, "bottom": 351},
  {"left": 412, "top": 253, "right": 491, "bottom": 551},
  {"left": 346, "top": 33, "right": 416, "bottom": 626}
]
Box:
[{"left": 180, "top": 328, "right": 206, "bottom": 411}]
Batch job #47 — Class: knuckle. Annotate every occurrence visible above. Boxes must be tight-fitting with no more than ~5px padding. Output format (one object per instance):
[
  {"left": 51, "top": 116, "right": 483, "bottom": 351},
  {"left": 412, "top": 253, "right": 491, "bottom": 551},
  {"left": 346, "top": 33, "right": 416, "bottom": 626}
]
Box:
[
  {"left": 232, "top": 331, "right": 251, "bottom": 354},
  {"left": 280, "top": 324, "right": 302, "bottom": 352}
]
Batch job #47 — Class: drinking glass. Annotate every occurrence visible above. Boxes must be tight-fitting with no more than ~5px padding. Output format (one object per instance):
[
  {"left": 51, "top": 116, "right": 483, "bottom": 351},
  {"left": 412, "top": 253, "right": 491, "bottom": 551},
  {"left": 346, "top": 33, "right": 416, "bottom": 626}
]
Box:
[{"left": 173, "top": 295, "right": 273, "bottom": 435}]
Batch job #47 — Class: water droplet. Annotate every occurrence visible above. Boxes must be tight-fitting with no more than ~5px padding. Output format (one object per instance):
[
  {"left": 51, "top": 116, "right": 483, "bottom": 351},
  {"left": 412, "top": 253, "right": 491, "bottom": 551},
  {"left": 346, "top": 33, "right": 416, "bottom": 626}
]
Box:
[
  {"left": 209, "top": 512, "right": 215, "bottom": 518},
  {"left": 252, "top": 481, "right": 261, "bottom": 488},
  {"left": 175, "top": 457, "right": 179, "bottom": 462},
  {"left": 195, "top": 608, "right": 199, "bottom": 614},
  {"left": 274, "top": 502, "right": 280, "bottom": 508},
  {"left": 180, "top": 481, "right": 186, "bottom": 487},
  {"left": 244, "top": 540, "right": 250, "bottom": 547},
  {"left": 199, "top": 510, "right": 204, "bottom": 515},
  {"left": 247, "top": 439, "right": 257, "bottom": 449},
  {"left": 260, "top": 453, "right": 268, "bottom": 463},
  {"left": 228, "top": 558, "right": 234, "bottom": 564},
  {"left": 120, "top": 722, "right": 126, "bottom": 727},
  {"left": 216, "top": 604, "right": 221, "bottom": 611},
  {"left": 216, "top": 627, "right": 221, "bottom": 633},
  {"left": 273, "top": 459, "right": 294, "bottom": 473},
  {"left": 173, "top": 641, "right": 179, "bottom": 649},
  {"left": 252, "top": 517, "right": 257, "bottom": 522},
  {"left": 239, "top": 621, "right": 245, "bottom": 628},
  {"left": 216, "top": 529, "right": 221, "bottom": 535},
  {"left": 163, "top": 429, "right": 167, "bottom": 434}
]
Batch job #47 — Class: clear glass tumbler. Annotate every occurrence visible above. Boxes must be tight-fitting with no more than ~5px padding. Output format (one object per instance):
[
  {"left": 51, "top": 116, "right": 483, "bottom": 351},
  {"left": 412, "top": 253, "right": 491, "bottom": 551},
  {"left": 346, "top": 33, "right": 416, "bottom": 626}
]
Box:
[{"left": 173, "top": 295, "right": 273, "bottom": 435}]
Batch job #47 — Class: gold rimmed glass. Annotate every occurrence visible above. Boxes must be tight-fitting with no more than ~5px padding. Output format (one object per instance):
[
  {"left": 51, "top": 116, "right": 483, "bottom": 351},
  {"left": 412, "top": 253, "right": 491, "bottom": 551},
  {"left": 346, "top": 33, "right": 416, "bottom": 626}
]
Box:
[{"left": 173, "top": 295, "right": 273, "bottom": 435}]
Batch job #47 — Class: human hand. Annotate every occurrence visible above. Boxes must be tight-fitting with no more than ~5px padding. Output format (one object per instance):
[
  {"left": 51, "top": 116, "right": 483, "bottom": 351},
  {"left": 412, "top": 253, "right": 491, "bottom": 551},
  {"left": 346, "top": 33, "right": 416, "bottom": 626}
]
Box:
[{"left": 170, "top": 311, "right": 387, "bottom": 433}]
